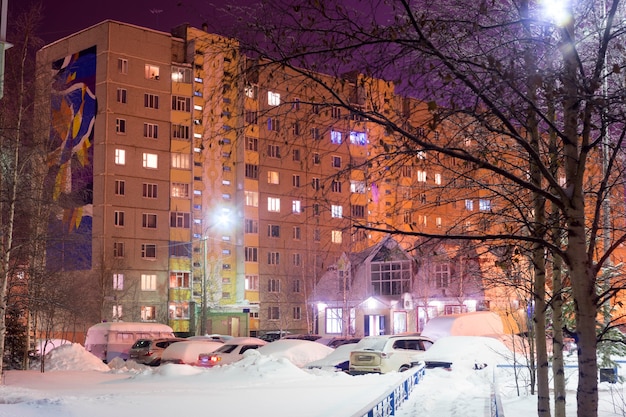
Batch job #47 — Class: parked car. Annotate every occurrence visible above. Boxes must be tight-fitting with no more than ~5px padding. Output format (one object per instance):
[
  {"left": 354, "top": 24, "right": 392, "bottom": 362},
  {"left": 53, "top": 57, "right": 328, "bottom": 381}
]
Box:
[
  {"left": 259, "top": 330, "right": 291, "bottom": 342},
  {"left": 129, "top": 338, "right": 184, "bottom": 366},
  {"left": 348, "top": 334, "right": 433, "bottom": 375},
  {"left": 282, "top": 334, "right": 323, "bottom": 342},
  {"left": 160, "top": 340, "right": 223, "bottom": 366},
  {"left": 255, "top": 339, "right": 333, "bottom": 367},
  {"left": 197, "top": 337, "right": 267, "bottom": 367},
  {"left": 316, "top": 336, "right": 362, "bottom": 348},
  {"left": 422, "top": 335, "right": 523, "bottom": 370},
  {"left": 187, "top": 334, "right": 234, "bottom": 343},
  {"left": 304, "top": 342, "right": 359, "bottom": 372}
]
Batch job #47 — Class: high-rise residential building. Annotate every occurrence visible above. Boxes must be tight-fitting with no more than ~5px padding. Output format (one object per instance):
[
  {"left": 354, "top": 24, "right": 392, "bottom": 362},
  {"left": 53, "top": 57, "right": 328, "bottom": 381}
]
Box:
[{"left": 36, "top": 20, "right": 509, "bottom": 337}]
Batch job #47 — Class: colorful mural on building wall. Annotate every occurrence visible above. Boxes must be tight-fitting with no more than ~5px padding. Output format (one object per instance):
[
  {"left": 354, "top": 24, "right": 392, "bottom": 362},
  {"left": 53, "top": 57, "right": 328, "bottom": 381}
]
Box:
[{"left": 45, "top": 45, "right": 96, "bottom": 271}]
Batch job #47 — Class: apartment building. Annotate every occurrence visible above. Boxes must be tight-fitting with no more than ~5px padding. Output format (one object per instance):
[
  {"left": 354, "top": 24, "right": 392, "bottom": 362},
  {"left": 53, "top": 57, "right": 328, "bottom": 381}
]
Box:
[{"left": 36, "top": 20, "right": 514, "bottom": 338}]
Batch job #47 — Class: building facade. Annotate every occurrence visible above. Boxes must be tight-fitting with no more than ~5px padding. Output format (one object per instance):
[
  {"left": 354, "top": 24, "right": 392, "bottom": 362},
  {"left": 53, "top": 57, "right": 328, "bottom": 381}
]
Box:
[{"left": 36, "top": 20, "right": 523, "bottom": 337}]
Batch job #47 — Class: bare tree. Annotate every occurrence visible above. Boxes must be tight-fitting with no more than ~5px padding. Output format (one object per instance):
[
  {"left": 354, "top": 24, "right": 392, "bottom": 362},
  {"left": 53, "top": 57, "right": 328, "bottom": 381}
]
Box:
[
  {"left": 206, "top": 1, "right": 626, "bottom": 416},
  {"left": 0, "top": 3, "right": 43, "bottom": 373}
]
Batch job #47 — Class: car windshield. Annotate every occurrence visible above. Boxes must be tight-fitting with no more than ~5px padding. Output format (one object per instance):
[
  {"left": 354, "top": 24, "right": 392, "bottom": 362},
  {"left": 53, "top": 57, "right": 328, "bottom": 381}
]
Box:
[
  {"left": 132, "top": 340, "right": 151, "bottom": 349},
  {"left": 215, "top": 345, "right": 238, "bottom": 354},
  {"left": 353, "top": 337, "right": 388, "bottom": 351}
]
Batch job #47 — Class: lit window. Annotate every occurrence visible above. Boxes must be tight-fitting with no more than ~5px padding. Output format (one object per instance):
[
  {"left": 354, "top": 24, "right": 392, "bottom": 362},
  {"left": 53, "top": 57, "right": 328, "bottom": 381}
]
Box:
[
  {"left": 245, "top": 191, "right": 259, "bottom": 207},
  {"left": 171, "top": 183, "right": 189, "bottom": 198},
  {"left": 350, "top": 180, "right": 366, "bottom": 194},
  {"left": 268, "top": 91, "right": 280, "bottom": 106},
  {"left": 171, "top": 153, "right": 191, "bottom": 169},
  {"left": 349, "top": 131, "right": 367, "bottom": 145},
  {"left": 479, "top": 199, "right": 492, "bottom": 211},
  {"left": 268, "top": 197, "right": 280, "bottom": 212},
  {"left": 171, "top": 66, "right": 191, "bottom": 83},
  {"left": 436, "top": 217, "right": 442, "bottom": 228},
  {"left": 143, "top": 153, "right": 158, "bottom": 169},
  {"left": 331, "top": 230, "right": 342, "bottom": 244},
  {"left": 169, "top": 302, "right": 189, "bottom": 319},
  {"left": 245, "top": 84, "right": 258, "bottom": 99},
  {"left": 141, "top": 306, "right": 156, "bottom": 321},
  {"left": 268, "top": 171, "right": 279, "bottom": 184},
  {"left": 331, "top": 205, "right": 343, "bottom": 218},
  {"left": 434, "top": 173, "right": 442, "bottom": 185},
  {"left": 114, "top": 149, "right": 125, "bottom": 165},
  {"left": 141, "top": 273, "right": 157, "bottom": 290},
  {"left": 331, "top": 130, "right": 342, "bottom": 144},
  {"left": 417, "top": 170, "right": 427, "bottom": 182},
  {"left": 245, "top": 275, "right": 259, "bottom": 290},
  {"left": 113, "top": 273, "right": 124, "bottom": 290},
  {"left": 169, "top": 271, "right": 191, "bottom": 288},
  {"left": 113, "top": 305, "right": 122, "bottom": 320},
  {"left": 145, "top": 64, "right": 160, "bottom": 80},
  {"left": 465, "top": 199, "right": 474, "bottom": 211},
  {"left": 292, "top": 200, "right": 301, "bottom": 214}
]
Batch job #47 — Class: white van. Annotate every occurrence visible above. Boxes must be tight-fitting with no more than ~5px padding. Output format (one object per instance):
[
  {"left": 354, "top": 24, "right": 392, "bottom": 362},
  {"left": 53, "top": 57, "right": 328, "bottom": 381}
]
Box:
[{"left": 85, "top": 322, "right": 175, "bottom": 362}]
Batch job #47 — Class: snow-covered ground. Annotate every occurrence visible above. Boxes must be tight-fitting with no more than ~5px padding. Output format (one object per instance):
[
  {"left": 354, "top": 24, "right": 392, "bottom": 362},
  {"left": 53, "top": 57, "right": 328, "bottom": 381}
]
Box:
[{"left": 0, "top": 339, "right": 625, "bottom": 417}]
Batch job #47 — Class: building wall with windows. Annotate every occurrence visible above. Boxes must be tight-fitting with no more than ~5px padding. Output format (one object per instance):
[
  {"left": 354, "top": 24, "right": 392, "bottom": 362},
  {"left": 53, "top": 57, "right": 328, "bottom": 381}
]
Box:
[
  {"left": 37, "top": 21, "right": 174, "bottom": 325},
  {"left": 37, "top": 20, "right": 526, "bottom": 337}
]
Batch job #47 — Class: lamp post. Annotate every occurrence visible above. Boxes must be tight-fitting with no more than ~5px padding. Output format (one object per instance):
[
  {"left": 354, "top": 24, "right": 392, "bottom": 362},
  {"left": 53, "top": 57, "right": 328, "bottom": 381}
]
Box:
[{"left": 200, "top": 235, "right": 208, "bottom": 335}]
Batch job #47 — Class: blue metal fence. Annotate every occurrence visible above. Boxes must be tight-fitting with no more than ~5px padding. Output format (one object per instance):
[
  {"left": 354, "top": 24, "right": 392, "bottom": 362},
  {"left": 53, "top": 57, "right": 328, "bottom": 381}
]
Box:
[{"left": 350, "top": 364, "right": 426, "bottom": 417}]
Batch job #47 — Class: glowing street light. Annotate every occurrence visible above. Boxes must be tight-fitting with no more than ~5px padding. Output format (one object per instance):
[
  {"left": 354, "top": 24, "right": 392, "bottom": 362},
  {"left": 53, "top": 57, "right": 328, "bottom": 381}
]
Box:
[{"left": 541, "top": 0, "right": 571, "bottom": 26}]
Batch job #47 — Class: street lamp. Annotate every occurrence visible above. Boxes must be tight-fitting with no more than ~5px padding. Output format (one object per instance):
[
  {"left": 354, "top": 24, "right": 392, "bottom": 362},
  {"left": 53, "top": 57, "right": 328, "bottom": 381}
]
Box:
[{"left": 198, "top": 209, "right": 232, "bottom": 335}]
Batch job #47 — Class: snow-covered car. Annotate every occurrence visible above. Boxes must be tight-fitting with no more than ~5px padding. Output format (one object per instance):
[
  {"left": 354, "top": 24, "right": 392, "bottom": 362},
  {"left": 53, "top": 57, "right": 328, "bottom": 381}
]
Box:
[
  {"left": 197, "top": 337, "right": 267, "bottom": 367},
  {"left": 348, "top": 334, "right": 433, "bottom": 375},
  {"left": 187, "top": 334, "right": 234, "bottom": 343},
  {"left": 128, "top": 338, "right": 184, "bottom": 366},
  {"left": 315, "top": 336, "right": 362, "bottom": 348},
  {"left": 422, "top": 335, "right": 523, "bottom": 370},
  {"left": 304, "top": 342, "right": 359, "bottom": 372},
  {"left": 255, "top": 339, "right": 333, "bottom": 367},
  {"left": 160, "top": 340, "right": 223, "bottom": 366}
]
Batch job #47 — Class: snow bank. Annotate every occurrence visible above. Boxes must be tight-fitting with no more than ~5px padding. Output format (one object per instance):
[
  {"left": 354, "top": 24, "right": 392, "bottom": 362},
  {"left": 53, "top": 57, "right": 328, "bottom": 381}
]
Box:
[{"left": 42, "top": 343, "right": 110, "bottom": 372}]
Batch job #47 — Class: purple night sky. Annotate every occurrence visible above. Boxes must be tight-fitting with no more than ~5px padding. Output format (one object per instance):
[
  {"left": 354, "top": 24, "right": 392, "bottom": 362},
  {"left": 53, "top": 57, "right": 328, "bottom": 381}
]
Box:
[{"left": 10, "top": 0, "right": 254, "bottom": 44}]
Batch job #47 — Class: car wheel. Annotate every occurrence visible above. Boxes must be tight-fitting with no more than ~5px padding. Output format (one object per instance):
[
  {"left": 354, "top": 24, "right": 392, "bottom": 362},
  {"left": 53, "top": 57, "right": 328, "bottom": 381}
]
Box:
[{"left": 399, "top": 364, "right": 411, "bottom": 372}]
